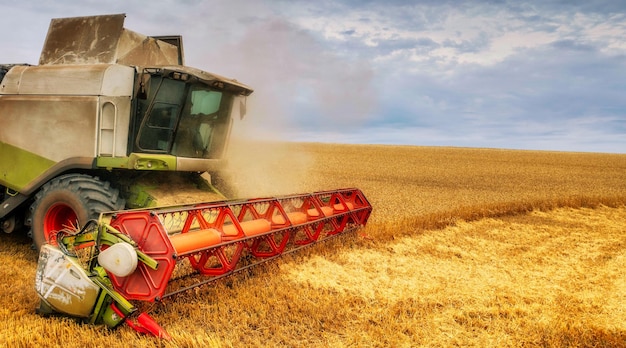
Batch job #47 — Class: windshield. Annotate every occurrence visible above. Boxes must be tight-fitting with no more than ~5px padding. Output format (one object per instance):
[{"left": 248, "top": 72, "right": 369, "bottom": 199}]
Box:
[
  {"left": 135, "top": 77, "right": 234, "bottom": 159},
  {"left": 171, "top": 86, "right": 233, "bottom": 158}
]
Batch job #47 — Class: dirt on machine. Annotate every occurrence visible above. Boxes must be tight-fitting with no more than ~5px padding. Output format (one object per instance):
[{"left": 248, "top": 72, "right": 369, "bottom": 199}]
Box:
[{"left": 0, "top": 14, "right": 372, "bottom": 338}]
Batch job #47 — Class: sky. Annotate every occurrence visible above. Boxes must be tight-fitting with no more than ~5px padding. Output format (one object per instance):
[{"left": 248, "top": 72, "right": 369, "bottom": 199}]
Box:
[{"left": 1, "top": 0, "right": 625, "bottom": 153}]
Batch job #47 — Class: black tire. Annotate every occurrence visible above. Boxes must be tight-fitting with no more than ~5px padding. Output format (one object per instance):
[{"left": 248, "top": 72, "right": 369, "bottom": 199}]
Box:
[{"left": 29, "top": 174, "right": 125, "bottom": 251}]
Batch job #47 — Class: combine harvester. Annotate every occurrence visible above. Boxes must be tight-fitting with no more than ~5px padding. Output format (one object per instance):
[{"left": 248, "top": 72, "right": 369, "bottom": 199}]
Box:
[{"left": 0, "top": 14, "right": 372, "bottom": 338}]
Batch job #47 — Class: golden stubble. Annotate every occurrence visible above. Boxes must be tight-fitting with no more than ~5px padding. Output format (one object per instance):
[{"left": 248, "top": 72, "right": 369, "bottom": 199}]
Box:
[{"left": 280, "top": 206, "right": 626, "bottom": 346}]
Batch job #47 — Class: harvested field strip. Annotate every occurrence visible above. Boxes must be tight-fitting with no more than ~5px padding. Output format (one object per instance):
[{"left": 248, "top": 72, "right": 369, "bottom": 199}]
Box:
[{"left": 278, "top": 205, "right": 626, "bottom": 347}]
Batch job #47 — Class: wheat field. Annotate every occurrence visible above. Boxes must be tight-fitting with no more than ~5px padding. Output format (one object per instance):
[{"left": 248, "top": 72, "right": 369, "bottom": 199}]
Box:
[{"left": 1, "top": 143, "right": 626, "bottom": 347}]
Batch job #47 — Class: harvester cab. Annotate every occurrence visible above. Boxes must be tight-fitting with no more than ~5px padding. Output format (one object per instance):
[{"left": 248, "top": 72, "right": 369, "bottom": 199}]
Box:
[{"left": 132, "top": 67, "right": 243, "bottom": 160}]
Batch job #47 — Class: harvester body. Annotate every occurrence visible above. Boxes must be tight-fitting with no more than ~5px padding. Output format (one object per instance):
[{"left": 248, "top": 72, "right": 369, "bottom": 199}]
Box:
[{"left": 0, "top": 14, "right": 252, "bottom": 249}]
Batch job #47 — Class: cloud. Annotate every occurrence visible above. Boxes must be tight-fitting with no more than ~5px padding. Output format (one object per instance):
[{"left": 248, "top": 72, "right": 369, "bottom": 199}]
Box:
[{"left": 361, "top": 29, "right": 626, "bottom": 152}]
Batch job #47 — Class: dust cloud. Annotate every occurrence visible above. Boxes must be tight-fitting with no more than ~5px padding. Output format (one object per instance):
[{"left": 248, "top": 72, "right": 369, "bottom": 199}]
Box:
[
  {"left": 199, "top": 16, "right": 377, "bottom": 198},
  {"left": 222, "top": 138, "right": 313, "bottom": 199}
]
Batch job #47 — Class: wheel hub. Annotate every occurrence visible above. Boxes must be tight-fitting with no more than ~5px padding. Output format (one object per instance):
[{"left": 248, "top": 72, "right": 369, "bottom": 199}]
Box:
[{"left": 43, "top": 203, "right": 77, "bottom": 243}]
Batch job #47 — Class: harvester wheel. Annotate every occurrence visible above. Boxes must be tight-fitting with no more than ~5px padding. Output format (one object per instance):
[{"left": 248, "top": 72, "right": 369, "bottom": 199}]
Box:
[{"left": 29, "top": 174, "right": 125, "bottom": 251}]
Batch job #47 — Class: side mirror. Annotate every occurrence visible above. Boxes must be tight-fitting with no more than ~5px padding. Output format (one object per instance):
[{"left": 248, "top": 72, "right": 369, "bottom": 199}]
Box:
[{"left": 239, "top": 97, "right": 247, "bottom": 120}]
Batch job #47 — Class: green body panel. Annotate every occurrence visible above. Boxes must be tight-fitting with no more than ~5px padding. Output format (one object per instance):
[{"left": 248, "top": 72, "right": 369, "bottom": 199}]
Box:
[
  {"left": 96, "top": 153, "right": 177, "bottom": 171},
  {"left": 0, "top": 142, "right": 57, "bottom": 191},
  {"left": 129, "top": 153, "right": 176, "bottom": 171}
]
